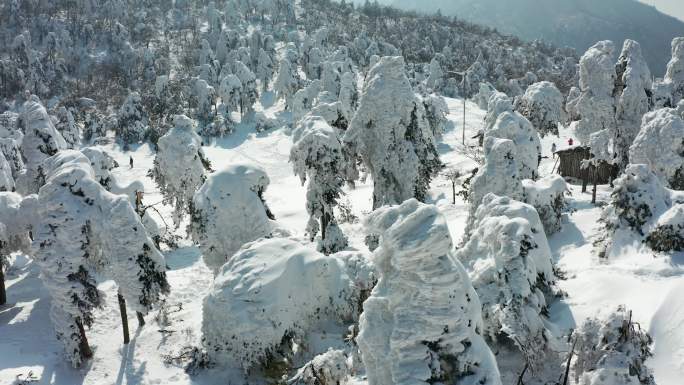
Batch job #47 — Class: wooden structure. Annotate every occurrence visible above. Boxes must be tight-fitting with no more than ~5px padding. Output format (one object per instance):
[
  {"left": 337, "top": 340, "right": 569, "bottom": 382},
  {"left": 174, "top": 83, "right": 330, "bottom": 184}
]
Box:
[{"left": 554, "top": 146, "right": 618, "bottom": 184}]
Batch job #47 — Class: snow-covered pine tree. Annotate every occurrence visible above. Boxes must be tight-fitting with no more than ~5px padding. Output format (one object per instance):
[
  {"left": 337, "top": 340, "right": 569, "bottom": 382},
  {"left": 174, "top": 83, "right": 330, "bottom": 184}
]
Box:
[
  {"left": 514, "top": 81, "right": 564, "bottom": 137},
  {"left": 573, "top": 41, "right": 617, "bottom": 145},
  {"left": 665, "top": 37, "right": 684, "bottom": 105},
  {"left": 456, "top": 193, "right": 556, "bottom": 368},
  {"left": 344, "top": 56, "right": 441, "bottom": 209},
  {"left": 359, "top": 199, "right": 502, "bottom": 385},
  {"left": 273, "top": 56, "right": 300, "bottom": 110},
  {"left": 54, "top": 106, "right": 80, "bottom": 149},
  {"left": 290, "top": 116, "right": 349, "bottom": 254},
  {"left": 151, "top": 115, "right": 210, "bottom": 227},
  {"left": 0, "top": 152, "right": 13, "bottom": 192},
  {"left": 422, "top": 94, "right": 449, "bottom": 138},
  {"left": 189, "top": 162, "right": 280, "bottom": 273},
  {"left": 629, "top": 108, "right": 684, "bottom": 190},
  {"left": 16, "top": 96, "right": 67, "bottom": 195},
  {"left": 194, "top": 78, "right": 217, "bottom": 129},
  {"left": 338, "top": 71, "right": 358, "bottom": 124},
  {"left": 614, "top": 39, "right": 652, "bottom": 170},
  {"left": 0, "top": 192, "right": 34, "bottom": 305},
  {"left": 486, "top": 111, "right": 541, "bottom": 180},
  {"left": 235, "top": 60, "right": 258, "bottom": 117},
  {"left": 256, "top": 48, "right": 274, "bottom": 92},
  {"left": 35, "top": 151, "right": 168, "bottom": 362},
  {"left": 81, "top": 147, "right": 119, "bottom": 189},
  {"left": 117, "top": 91, "right": 148, "bottom": 145}
]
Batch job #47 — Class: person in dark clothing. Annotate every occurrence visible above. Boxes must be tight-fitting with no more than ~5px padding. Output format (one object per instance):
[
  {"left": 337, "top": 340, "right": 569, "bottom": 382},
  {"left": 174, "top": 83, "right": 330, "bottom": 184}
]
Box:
[{"left": 129, "top": 156, "right": 134, "bottom": 169}]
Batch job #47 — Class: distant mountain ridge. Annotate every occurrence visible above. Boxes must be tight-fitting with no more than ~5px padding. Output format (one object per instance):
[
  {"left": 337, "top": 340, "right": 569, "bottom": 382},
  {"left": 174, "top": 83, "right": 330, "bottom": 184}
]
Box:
[{"left": 378, "top": 0, "right": 684, "bottom": 74}]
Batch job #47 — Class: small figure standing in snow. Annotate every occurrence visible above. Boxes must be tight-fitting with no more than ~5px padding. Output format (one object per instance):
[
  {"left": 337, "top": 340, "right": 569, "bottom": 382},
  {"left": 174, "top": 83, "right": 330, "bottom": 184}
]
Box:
[
  {"left": 568, "top": 138, "right": 574, "bottom": 146},
  {"left": 551, "top": 142, "right": 557, "bottom": 158},
  {"left": 129, "top": 156, "right": 133, "bottom": 169}
]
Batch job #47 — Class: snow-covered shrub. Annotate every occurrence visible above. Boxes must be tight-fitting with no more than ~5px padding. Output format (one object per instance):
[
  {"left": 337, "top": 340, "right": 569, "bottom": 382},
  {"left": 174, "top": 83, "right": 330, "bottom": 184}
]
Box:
[
  {"left": 467, "top": 137, "right": 524, "bottom": 224},
  {"left": 202, "top": 238, "right": 366, "bottom": 371},
  {"left": 573, "top": 306, "right": 656, "bottom": 385},
  {"left": 474, "top": 82, "right": 496, "bottom": 110},
  {"left": 574, "top": 41, "right": 617, "bottom": 145},
  {"left": 486, "top": 111, "right": 541, "bottom": 180},
  {"left": 629, "top": 108, "right": 684, "bottom": 190},
  {"left": 423, "top": 94, "right": 449, "bottom": 138},
  {"left": 456, "top": 193, "right": 556, "bottom": 367},
  {"left": 189, "top": 163, "right": 277, "bottom": 273},
  {"left": 290, "top": 349, "right": 351, "bottom": 385},
  {"left": 484, "top": 91, "right": 513, "bottom": 132},
  {"left": 359, "top": 199, "right": 502, "bottom": 385},
  {"left": 522, "top": 175, "right": 568, "bottom": 235},
  {"left": 614, "top": 40, "right": 652, "bottom": 170},
  {"left": 34, "top": 152, "right": 168, "bottom": 367},
  {"left": 665, "top": 37, "right": 684, "bottom": 105},
  {"left": 514, "top": 81, "right": 563, "bottom": 137},
  {"left": 290, "top": 116, "right": 348, "bottom": 254},
  {"left": 645, "top": 204, "right": 684, "bottom": 252},
  {"left": 151, "top": 115, "right": 210, "bottom": 227},
  {"left": 16, "top": 97, "right": 67, "bottom": 194},
  {"left": 81, "top": 147, "right": 119, "bottom": 189},
  {"left": 344, "top": 56, "right": 440, "bottom": 209}
]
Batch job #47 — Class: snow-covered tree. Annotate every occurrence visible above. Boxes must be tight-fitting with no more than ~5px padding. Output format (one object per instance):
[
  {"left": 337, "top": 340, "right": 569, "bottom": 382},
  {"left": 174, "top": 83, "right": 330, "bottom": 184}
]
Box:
[
  {"left": 0, "top": 152, "right": 13, "bottom": 192},
  {"left": 484, "top": 91, "right": 513, "bottom": 132},
  {"left": 645, "top": 204, "right": 684, "bottom": 252},
  {"left": 629, "top": 108, "right": 684, "bottom": 190},
  {"left": 290, "top": 349, "right": 351, "bottom": 385},
  {"left": 202, "top": 238, "right": 371, "bottom": 370},
  {"left": 321, "top": 61, "right": 341, "bottom": 97},
  {"left": 0, "top": 138, "right": 24, "bottom": 182},
  {"left": 462, "top": 56, "right": 488, "bottom": 97},
  {"left": 665, "top": 37, "right": 684, "bottom": 105},
  {"left": 486, "top": 111, "right": 541, "bottom": 180},
  {"left": 474, "top": 82, "right": 496, "bottom": 110},
  {"left": 54, "top": 106, "right": 80, "bottom": 148},
  {"left": 292, "top": 80, "right": 321, "bottom": 123},
  {"left": 572, "top": 306, "right": 656, "bottom": 385},
  {"left": 574, "top": 41, "right": 617, "bottom": 145},
  {"left": 34, "top": 152, "right": 168, "bottom": 367},
  {"left": 117, "top": 91, "right": 148, "bottom": 145},
  {"left": 235, "top": 61, "right": 258, "bottom": 116},
  {"left": 273, "top": 56, "right": 299, "bottom": 110},
  {"left": 614, "top": 39, "right": 652, "bottom": 170},
  {"left": 16, "top": 97, "right": 67, "bottom": 195},
  {"left": 456, "top": 193, "right": 556, "bottom": 367},
  {"left": 467, "top": 137, "right": 524, "bottom": 230},
  {"left": 344, "top": 56, "right": 441, "bottom": 209},
  {"left": 290, "top": 116, "right": 348, "bottom": 254},
  {"left": 189, "top": 163, "right": 277, "bottom": 273},
  {"left": 151, "top": 115, "right": 210, "bottom": 227},
  {"left": 359, "top": 199, "right": 502, "bottom": 385},
  {"left": 514, "top": 81, "right": 564, "bottom": 137},
  {"left": 0, "top": 192, "right": 33, "bottom": 305}
]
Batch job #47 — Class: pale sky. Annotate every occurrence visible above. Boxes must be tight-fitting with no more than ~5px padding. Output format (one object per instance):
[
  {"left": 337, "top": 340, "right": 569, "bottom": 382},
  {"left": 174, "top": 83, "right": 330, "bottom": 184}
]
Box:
[{"left": 639, "top": 0, "right": 684, "bottom": 21}]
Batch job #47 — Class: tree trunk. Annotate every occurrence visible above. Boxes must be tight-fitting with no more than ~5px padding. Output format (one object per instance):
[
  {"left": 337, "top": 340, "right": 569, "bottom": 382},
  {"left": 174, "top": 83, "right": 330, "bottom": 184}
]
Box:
[
  {"left": 451, "top": 181, "right": 456, "bottom": 204},
  {"left": 592, "top": 168, "right": 598, "bottom": 205},
  {"left": 581, "top": 169, "right": 588, "bottom": 193},
  {"left": 76, "top": 318, "right": 93, "bottom": 360},
  {"left": 118, "top": 293, "right": 130, "bottom": 344},
  {"left": 0, "top": 264, "right": 6, "bottom": 306},
  {"left": 136, "top": 311, "right": 145, "bottom": 327},
  {"left": 321, "top": 209, "right": 331, "bottom": 241}
]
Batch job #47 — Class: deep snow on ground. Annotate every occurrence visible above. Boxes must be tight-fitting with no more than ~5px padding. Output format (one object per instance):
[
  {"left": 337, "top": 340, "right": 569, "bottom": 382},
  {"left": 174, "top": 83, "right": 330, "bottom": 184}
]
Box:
[{"left": 1, "top": 97, "right": 683, "bottom": 385}]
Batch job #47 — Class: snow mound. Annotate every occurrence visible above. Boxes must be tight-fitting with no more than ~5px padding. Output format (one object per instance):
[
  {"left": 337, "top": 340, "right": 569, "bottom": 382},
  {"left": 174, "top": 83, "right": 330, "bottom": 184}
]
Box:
[
  {"left": 649, "top": 280, "right": 684, "bottom": 385},
  {"left": 522, "top": 174, "right": 568, "bottom": 235},
  {"left": 359, "top": 199, "right": 502, "bottom": 385},
  {"left": 629, "top": 108, "right": 684, "bottom": 190},
  {"left": 202, "top": 238, "right": 364, "bottom": 371},
  {"left": 189, "top": 163, "right": 276, "bottom": 273}
]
